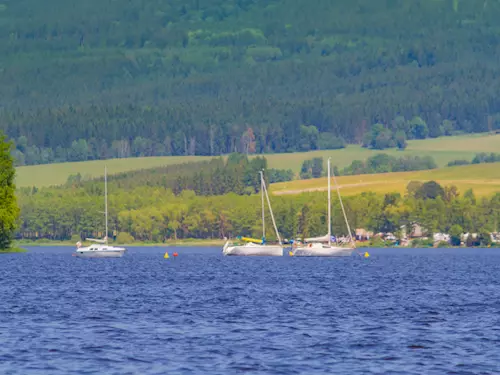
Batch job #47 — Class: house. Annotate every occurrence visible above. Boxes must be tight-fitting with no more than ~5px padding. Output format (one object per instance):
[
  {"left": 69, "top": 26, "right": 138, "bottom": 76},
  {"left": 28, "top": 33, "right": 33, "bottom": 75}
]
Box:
[
  {"left": 491, "top": 232, "right": 500, "bottom": 243},
  {"left": 433, "top": 233, "right": 450, "bottom": 243},
  {"left": 355, "top": 228, "right": 372, "bottom": 241},
  {"left": 411, "top": 224, "right": 425, "bottom": 238},
  {"left": 401, "top": 223, "right": 426, "bottom": 239}
]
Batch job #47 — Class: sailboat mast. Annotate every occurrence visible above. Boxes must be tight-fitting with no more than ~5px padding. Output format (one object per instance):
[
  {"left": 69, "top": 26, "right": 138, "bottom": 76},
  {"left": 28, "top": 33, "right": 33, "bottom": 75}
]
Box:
[
  {"left": 331, "top": 166, "right": 355, "bottom": 246},
  {"left": 260, "top": 171, "right": 265, "bottom": 241},
  {"left": 105, "top": 166, "right": 108, "bottom": 245},
  {"left": 261, "top": 174, "right": 282, "bottom": 245},
  {"left": 328, "top": 157, "right": 332, "bottom": 246}
]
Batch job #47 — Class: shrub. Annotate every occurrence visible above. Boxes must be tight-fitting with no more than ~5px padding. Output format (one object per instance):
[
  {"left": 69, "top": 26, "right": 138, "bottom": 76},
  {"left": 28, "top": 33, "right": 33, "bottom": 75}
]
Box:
[
  {"left": 411, "top": 238, "right": 434, "bottom": 248},
  {"left": 447, "top": 159, "right": 470, "bottom": 167},
  {"left": 369, "top": 237, "right": 386, "bottom": 248},
  {"left": 117, "top": 232, "right": 135, "bottom": 244}
]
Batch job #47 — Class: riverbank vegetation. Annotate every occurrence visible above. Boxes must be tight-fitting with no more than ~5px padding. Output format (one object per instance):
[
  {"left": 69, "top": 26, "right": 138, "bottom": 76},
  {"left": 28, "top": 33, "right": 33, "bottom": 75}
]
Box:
[{"left": 17, "top": 173, "right": 500, "bottom": 246}]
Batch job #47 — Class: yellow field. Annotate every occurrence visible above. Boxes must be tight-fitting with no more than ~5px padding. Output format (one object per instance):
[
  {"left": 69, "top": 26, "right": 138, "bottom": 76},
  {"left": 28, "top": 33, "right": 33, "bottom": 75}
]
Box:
[
  {"left": 270, "top": 162, "right": 500, "bottom": 197},
  {"left": 15, "top": 133, "right": 500, "bottom": 188}
]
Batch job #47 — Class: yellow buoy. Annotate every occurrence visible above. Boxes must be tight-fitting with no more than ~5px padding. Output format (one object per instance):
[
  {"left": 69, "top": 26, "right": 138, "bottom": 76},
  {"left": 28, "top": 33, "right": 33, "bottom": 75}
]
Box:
[
  {"left": 164, "top": 251, "right": 169, "bottom": 259},
  {"left": 288, "top": 251, "right": 294, "bottom": 256},
  {"left": 364, "top": 252, "right": 370, "bottom": 258}
]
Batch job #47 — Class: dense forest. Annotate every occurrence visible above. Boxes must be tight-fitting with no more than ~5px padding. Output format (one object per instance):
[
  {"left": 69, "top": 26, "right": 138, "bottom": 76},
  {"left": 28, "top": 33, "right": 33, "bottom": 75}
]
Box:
[{"left": 2, "top": 0, "right": 500, "bottom": 165}]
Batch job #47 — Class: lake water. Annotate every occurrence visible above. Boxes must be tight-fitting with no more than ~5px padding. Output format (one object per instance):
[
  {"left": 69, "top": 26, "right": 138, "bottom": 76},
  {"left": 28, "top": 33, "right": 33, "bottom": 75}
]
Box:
[{"left": 1, "top": 246, "right": 499, "bottom": 374}]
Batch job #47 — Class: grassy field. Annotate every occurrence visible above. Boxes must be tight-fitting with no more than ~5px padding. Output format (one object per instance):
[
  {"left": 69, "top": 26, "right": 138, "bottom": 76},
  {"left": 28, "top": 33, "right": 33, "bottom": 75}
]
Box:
[
  {"left": 15, "top": 133, "right": 500, "bottom": 188},
  {"left": 270, "top": 162, "right": 500, "bottom": 197}
]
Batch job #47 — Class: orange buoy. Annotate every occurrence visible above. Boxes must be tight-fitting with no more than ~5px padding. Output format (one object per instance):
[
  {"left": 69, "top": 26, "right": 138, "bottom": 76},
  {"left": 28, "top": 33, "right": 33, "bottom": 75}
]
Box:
[{"left": 173, "top": 252, "right": 178, "bottom": 257}]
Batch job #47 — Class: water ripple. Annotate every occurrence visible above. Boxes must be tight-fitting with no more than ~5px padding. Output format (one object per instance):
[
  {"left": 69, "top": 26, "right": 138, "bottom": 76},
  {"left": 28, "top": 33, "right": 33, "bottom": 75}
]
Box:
[{"left": 0, "top": 246, "right": 499, "bottom": 374}]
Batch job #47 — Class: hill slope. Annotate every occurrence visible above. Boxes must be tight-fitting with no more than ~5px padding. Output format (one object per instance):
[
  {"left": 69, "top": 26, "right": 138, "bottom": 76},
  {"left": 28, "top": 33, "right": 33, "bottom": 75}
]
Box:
[
  {"left": 271, "top": 163, "right": 500, "bottom": 198},
  {"left": 2, "top": 0, "right": 500, "bottom": 165},
  {"left": 14, "top": 133, "right": 500, "bottom": 187}
]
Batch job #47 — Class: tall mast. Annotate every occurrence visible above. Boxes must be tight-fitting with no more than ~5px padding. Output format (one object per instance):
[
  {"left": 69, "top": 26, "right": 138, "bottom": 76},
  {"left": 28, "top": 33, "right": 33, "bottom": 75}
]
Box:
[
  {"left": 328, "top": 157, "right": 331, "bottom": 246},
  {"left": 105, "top": 166, "right": 108, "bottom": 245},
  {"left": 261, "top": 173, "right": 282, "bottom": 245},
  {"left": 260, "top": 171, "right": 265, "bottom": 240},
  {"left": 331, "top": 165, "right": 355, "bottom": 247}
]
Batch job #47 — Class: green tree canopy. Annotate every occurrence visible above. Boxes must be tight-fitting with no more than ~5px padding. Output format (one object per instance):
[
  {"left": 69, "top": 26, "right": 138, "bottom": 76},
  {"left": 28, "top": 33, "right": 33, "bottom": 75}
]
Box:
[{"left": 0, "top": 132, "right": 19, "bottom": 249}]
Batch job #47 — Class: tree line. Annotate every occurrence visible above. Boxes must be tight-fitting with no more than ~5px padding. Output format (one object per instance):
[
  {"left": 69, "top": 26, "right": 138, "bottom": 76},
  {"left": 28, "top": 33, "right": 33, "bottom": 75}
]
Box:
[
  {"left": 341, "top": 154, "right": 438, "bottom": 176},
  {"left": 17, "top": 177, "right": 500, "bottom": 245},
  {"left": 63, "top": 153, "right": 293, "bottom": 196},
  {"left": 2, "top": 1, "right": 500, "bottom": 165},
  {"left": 447, "top": 153, "right": 500, "bottom": 167}
]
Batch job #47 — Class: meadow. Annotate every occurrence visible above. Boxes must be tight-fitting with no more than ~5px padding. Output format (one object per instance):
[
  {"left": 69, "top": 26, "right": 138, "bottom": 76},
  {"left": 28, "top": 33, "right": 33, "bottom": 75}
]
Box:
[
  {"left": 271, "top": 162, "right": 500, "bottom": 197},
  {"left": 15, "top": 133, "right": 500, "bottom": 188}
]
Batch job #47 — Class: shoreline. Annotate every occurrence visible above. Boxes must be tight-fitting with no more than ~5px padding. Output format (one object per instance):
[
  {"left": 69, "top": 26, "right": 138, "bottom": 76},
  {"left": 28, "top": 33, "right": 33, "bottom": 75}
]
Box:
[
  {"left": 0, "top": 247, "right": 28, "bottom": 253},
  {"left": 14, "top": 239, "right": 227, "bottom": 248}
]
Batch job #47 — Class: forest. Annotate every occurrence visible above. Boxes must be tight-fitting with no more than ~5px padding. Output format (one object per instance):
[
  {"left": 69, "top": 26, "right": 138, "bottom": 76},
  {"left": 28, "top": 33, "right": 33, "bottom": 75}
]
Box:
[{"left": 2, "top": 0, "right": 500, "bottom": 165}]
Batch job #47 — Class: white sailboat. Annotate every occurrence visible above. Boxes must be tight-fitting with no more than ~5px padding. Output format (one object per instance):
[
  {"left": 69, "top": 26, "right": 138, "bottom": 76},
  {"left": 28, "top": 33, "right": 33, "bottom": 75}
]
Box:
[
  {"left": 73, "top": 167, "right": 126, "bottom": 258},
  {"left": 223, "top": 171, "right": 283, "bottom": 256},
  {"left": 292, "top": 157, "right": 355, "bottom": 257}
]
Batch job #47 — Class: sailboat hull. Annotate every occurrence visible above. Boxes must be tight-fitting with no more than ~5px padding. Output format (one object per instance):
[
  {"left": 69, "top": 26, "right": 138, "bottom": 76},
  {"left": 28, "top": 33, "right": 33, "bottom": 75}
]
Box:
[
  {"left": 223, "top": 243, "right": 283, "bottom": 256},
  {"left": 292, "top": 245, "right": 353, "bottom": 257},
  {"left": 74, "top": 248, "right": 126, "bottom": 258}
]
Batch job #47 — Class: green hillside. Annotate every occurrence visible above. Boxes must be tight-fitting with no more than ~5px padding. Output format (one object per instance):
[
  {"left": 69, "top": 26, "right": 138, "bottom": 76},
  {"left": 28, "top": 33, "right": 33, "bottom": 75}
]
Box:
[
  {"left": 15, "top": 133, "right": 500, "bottom": 187},
  {"left": 2, "top": 0, "right": 500, "bottom": 165}
]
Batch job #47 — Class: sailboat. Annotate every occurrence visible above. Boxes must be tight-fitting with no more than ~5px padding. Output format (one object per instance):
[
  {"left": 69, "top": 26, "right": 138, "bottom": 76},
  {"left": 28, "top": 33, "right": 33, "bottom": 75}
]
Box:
[
  {"left": 223, "top": 171, "right": 283, "bottom": 256},
  {"left": 73, "top": 167, "right": 126, "bottom": 258},
  {"left": 292, "top": 157, "right": 355, "bottom": 257}
]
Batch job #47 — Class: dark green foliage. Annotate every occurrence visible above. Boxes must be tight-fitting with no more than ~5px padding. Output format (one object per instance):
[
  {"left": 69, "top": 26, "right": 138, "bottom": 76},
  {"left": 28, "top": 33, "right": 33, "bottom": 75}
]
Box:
[
  {"left": 447, "top": 159, "right": 470, "bottom": 167},
  {"left": 300, "top": 157, "right": 323, "bottom": 179},
  {"left": 472, "top": 153, "right": 500, "bottom": 164},
  {"left": 342, "top": 154, "right": 437, "bottom": 175},
  {"left": 311, "top": 158, "right": 324, "bottom": 178},
  {"left": 466, "top": 235, "right": 480, "bottom": 247},
  {"left": 66, "top": 153, "right": 292, "bottom": 197},
  {"left": 2, "top": 1, "right": 500, "bottom": 164},
  {"left": 449, "top": 224, "right": 463, "bottom": 246},
  {"left": 363, "top": 124, "right": 396, "bottom": 150},
  {"left": 415, "top": 181, "right": 445, "bottom": 200},
  {"left": 394, "top": 131, "right": 407, "bottom": 150},
  {"left": 411, "top": 238, "right": 434, "bottom": 248},
  {"left": 299, "top": 160, "right": 312, "bottom": 180},
  {"left": 318, "top": 134, "right": 345, "bottom": 150},
  {"left": 0, "top": 132, "right": 19, "bottom": 249},
  {"left": 299, "top": 125, "right": 319, "bottom": 151},
  {"left": 478, "top": 229, "right": 492, "bottom": 247},
  {"left": 268, "top": 168, "right": 294, "bottom": 183},
  {"left": 409, "top": 117, "right": 429, "bottom": 140}
]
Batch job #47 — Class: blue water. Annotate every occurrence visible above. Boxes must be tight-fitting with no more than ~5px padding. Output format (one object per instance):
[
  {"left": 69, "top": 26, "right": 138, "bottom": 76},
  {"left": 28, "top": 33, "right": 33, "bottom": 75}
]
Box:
[{"left": 1, "top": 247, "right": 500, "bottom": 374}]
